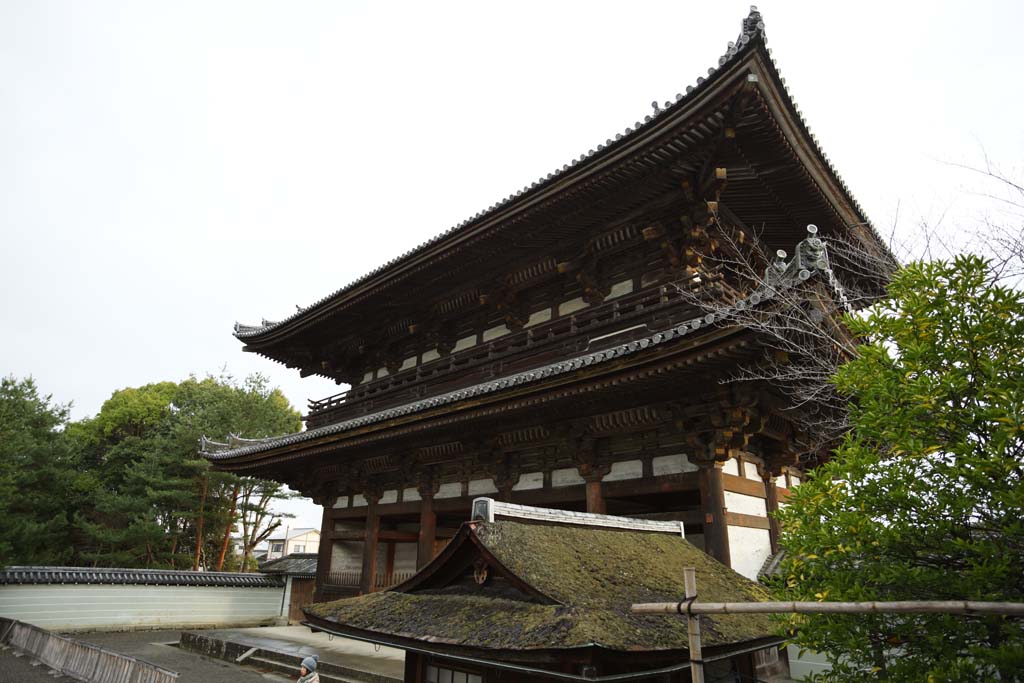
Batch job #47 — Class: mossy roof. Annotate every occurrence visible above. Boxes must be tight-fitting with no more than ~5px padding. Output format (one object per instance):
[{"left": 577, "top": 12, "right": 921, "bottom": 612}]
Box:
[{"left": 306, "top": 520, "right": 776, "bottom": 653}]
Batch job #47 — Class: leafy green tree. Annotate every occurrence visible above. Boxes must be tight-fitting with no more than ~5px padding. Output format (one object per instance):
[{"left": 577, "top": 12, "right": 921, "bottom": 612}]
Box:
[
  {"left": 0, "top": 377, "right": 91, "bottom": 567},
  {"left": 775, "top": 255, "right": 1024, "bottom": 681},
  {"left": 71, "top": 373, "right": 301, "bottom": 569}
]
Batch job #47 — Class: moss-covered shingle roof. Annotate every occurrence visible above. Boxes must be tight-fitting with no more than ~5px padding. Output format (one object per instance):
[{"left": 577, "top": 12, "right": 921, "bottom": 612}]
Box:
[{"left": 306, "top": 520, "right": 776, "bottom": 654}]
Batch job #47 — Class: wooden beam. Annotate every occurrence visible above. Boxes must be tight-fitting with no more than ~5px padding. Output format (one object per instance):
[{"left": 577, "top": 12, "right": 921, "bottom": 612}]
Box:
[
  {"left": 722, "top": 473, "right": 766, "bottom": 498},
  {"left": 725, "top": 511, "right": 770, "bottom": 530},
  {"left": 332, "top": 529, "right": 418, "bottom": 543}
]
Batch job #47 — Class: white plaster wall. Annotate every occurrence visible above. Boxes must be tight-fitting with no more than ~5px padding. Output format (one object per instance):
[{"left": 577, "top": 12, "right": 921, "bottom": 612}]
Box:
[
  {"left": 379, "top": 489, "right": 398, "bottom": 505},
  {"left": 421, "top": 349, "right": 441, "bottom": 363},
  {"left": 400, "top": 356, "right": 417, "bottom": 371},
  {"left": 468, "top": 478, "right": 498, "bottom": 496},
  {"left": 482, "top": 324, "right": 509, "bottom": 342},
  {"left": 403, "top": 487, "right": 421, "bottom": 503},
  {"left": 435, "top": 482, "right": 461, "bottom": 499},
  {"left": 723, "top": 458, "right": 740, "bottom": 476},
  {"left": 728, "top": 526, "right": 772, "bottom": 580},
  {"left": 352, "top": 494, "right": 367, "bottom": 507},
  {"left": 333, "top": 496, "right": 349, "bottom": 509},
  {"left": 652, "top": 453, "right": 696, "bottom": 476},
  {"left": 0, "top": 584, "right": 283, "bottom": 632},
  {"left": 604, "top": 459, "right": 643, "bottom": 482},
  {"left": 788, "top": 648, "right": 832, "bottom": 679},
  {"left": 452, "top": 335, "right": 477, "bottom": 352},
  {"left": 605, "top": 279, "right": 634, "bottom": 300},
  {"left": 525, "top": 308, "right": 552, "bottom": 327},
  {"left": 552, "top": 467, "right": 585, "bottom": 487},
  {"left": 744, "top": 461, "right": 760, "bottom": 480},
  {"left": 513, "top": 471, "right": 544, "bottom": 491},
  {"left": 724, "top": 491, "right": 767, "bottom": 517},
  {"left": 558, "top": 297, "right": 588, "bottom": 316}
]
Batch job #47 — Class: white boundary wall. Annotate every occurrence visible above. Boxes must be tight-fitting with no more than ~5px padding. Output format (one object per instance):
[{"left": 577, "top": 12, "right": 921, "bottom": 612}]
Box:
[{"left": 0, "top": 583, "right": 285, "bottom": 632}]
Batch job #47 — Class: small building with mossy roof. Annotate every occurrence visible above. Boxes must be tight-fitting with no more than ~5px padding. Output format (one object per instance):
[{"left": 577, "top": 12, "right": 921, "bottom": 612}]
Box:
[{"left": 304, "top": 499, "right": 788, "bottom": 682}]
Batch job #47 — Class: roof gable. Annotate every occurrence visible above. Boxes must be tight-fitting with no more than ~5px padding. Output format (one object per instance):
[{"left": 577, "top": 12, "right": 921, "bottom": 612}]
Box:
[{"left": 305, "top": 512, "right": 778, "bottom": 653}]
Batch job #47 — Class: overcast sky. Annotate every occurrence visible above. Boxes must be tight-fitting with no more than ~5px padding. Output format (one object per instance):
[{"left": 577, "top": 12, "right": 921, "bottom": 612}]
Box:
[{"left": 3, "top": 1, "right": 1022, "bottom": 529}]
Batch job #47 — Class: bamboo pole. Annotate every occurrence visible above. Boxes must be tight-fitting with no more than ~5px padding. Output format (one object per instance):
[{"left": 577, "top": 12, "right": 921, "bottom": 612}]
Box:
[
  {"left": 683, "top": 568, "right": 704, "bottom": 683},
  {"left": 632, "top": 600, "right": 1024, "bottom": 616}
]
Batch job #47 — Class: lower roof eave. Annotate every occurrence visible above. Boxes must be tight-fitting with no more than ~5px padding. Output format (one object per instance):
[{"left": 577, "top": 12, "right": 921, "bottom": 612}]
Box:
[
  {"left": 301, "top": 616, "right": 784, "bottom": 681},
  {"left": 207, "top": 324, "right": 757, "bottom": 473}
]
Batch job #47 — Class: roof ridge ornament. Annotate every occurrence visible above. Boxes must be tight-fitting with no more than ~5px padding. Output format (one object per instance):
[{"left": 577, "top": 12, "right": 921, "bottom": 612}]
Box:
[{"left": 471, "top": 497, "right": 687, "bottom": 537}]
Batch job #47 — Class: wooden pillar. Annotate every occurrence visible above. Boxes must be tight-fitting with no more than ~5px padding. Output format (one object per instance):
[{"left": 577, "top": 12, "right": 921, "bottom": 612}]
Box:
[
  {"left": 578, "top": 462, "right": 610, "bottom": 515},
  {"left": 359, "top": 493, "right": 381, "bottom": 595},
  {"left": 385, "top": 541, "right": 396, "bottom": 584},
  {"left": 416, "top": 494, "right": 436, "bottom": 569},
  {"left": 404, "top": 652, "right": 421, "bottom": 683},
  {"left": 585, "top": 478, "right": 606, "bottom": 514},
  {"left": 762, "top": 470, "right": 782, "bottom": 554},
  {"left": 314, "top": 496, "right": 335, "bottom": 601},
  {"left": 697, "top": 461, "right": 730, "bottom": 567}
]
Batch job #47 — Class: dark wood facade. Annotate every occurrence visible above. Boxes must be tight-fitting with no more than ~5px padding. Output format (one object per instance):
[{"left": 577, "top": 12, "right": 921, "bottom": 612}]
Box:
[{"left": 206, "top": 8, "right": 883, "bottom": 603}]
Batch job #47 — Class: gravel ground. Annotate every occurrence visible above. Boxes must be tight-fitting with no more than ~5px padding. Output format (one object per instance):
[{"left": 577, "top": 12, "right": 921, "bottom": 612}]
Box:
[{"left": 1, "top": 630, "right": 292, "bottom": 683}]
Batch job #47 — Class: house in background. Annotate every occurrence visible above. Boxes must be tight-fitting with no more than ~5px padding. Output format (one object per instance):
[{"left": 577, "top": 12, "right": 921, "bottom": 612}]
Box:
[{"left": 264, "top": 528, "right": 320, "bottom": 562}]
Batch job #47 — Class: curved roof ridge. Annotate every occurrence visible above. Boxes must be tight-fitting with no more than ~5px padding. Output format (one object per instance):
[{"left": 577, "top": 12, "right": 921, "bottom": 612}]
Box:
[{"left": 235, "top": 7, "right": 795, "bottom": 341}]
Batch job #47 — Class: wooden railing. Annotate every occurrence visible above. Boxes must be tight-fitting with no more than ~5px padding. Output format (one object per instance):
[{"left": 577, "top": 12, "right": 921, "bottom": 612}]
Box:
[
  {"left": 324, "top": 570, "right": 415, "bottom": 591},
  {"left": 0, "top": 617, "right": 179, "bottom": 682},
  {"left": 305, "top": 284, "right": 702, "bottom": 427}
]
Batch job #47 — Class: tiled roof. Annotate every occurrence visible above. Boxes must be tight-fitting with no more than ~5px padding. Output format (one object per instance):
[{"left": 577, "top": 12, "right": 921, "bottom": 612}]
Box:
[
  {"left": 0, "top": 566, "right": 283, "bottom": 588},
  {"left": 307, "top": 517, "right": 777, "bottom": 652},
  {"left": 203, "top": 228, "right": 833, "bottom": 462},
  {"left": 259, "top": 553, "right": 319, "bottom": 578},
  {"left": 234, "top": 7, "right": 875, "bottom": 342}
]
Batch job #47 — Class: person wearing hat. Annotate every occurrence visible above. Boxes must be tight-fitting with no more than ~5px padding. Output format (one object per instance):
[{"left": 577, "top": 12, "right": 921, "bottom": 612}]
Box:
[{"left": 297, "top": 654, "right": 320, "bottom": 683}]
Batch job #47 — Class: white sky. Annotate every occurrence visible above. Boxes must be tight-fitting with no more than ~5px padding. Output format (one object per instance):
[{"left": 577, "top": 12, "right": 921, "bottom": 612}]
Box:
[{"left": 3, "top": 1, "right": 1022, "bottom": 530}]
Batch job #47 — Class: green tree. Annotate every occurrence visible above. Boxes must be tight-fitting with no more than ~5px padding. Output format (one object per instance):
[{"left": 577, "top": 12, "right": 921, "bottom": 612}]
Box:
[
  {"left": 0, "top": 377, "right": 91, "bottom": 567},
  {"left": 774, "top": 255, "right": 1024, "bottom": 681},
  {"left": 71, "top": 373, "right": 301, "bottom": 569}
]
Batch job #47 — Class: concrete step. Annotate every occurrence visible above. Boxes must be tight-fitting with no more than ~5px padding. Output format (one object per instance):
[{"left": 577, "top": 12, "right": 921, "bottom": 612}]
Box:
[{"left": 180, "top": 631, "right": 401, "bottom": 683}]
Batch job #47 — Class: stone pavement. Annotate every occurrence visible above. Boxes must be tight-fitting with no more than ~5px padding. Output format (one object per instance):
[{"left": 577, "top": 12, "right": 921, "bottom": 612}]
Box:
[
  {"left": 0, "top": 646, "right": 77, "bottom": 682},
  {"left": 201, "top": 625, "right": 405, "bottom": 680},
  {"left": 0, "top": 626, "right": 404, "bottom": 683},
  {"left": 35, "top": 629, "right": 291, "bottom": 683}
]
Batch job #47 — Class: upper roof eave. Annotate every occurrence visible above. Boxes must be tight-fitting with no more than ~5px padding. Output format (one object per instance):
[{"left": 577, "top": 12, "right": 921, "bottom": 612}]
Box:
[{"left": 234, "top": 8, "right": 881, "bottom": 350}]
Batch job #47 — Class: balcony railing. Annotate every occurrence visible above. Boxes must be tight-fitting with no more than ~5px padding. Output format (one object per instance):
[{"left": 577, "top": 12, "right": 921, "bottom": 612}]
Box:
[
  {"left": 305, "top": 283, "right": 703, "bottom": 427},
  {"left": 324, "top": 570, "right": 415, "bottom": 592}
]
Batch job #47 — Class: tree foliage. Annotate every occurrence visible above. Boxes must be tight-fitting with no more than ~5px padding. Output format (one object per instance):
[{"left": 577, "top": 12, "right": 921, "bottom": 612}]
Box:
[
  {"left": 774, "top": 255, "right": 1024, "bottom": 681},
  {"left": 0, "top": 373, "right": 301, "bottom": 570},
  {"left": 0, "top": 377, "right": 87, "bottom": 566}
]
